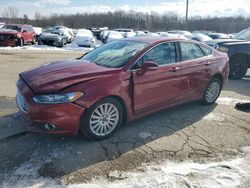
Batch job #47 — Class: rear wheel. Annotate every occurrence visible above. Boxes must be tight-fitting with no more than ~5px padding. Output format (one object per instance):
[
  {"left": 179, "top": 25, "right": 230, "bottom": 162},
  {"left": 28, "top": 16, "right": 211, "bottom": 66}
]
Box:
[
  {"left": 201, "top": 77, "right": 222, "bottom": 105},
  {"left": 80, "top": 98, "right": 123, "bottom": 140},
  {"left": 229, "top": 57, "right": 248, "bottom": 80},
  {"left": 60, "top": 39, "right": 66, "bottom": 47},
  {"left": 31, "top": 37, "right": 36, "bottom": 44}
]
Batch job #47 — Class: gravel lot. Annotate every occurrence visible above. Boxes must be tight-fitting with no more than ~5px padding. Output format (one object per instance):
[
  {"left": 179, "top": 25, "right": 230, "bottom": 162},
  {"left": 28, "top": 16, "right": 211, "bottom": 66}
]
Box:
[{"left": 0, "top": 50, "right": 249, "bottom": 187}]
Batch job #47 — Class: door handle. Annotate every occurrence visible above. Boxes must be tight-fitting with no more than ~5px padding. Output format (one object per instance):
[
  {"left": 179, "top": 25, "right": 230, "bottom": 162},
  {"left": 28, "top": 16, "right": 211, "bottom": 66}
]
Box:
[
  {"left": 205, "top": 62, "right": 212, "bottom": 66},
  {"left": 170, "top": 67, "right": 180, "bottom": 72}
]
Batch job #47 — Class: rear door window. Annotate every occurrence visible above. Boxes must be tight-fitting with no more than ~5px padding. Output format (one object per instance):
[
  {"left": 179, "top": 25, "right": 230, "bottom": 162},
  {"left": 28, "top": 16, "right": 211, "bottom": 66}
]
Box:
[
  {"left": 200, "top": 45, "right": 213, "bottom": 56},
  {"left": 179, "top": 42, "right": 204, "bottom": 61}
]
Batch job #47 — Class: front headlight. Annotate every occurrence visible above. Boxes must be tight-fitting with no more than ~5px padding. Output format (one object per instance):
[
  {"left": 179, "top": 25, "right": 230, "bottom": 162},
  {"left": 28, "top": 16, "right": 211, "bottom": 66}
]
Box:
[
  {"left": 218, "top": 46, "right": 228, "bottom": 52},
  {"left": 33, "top": 92, "right": 84, "bottom": 104}
]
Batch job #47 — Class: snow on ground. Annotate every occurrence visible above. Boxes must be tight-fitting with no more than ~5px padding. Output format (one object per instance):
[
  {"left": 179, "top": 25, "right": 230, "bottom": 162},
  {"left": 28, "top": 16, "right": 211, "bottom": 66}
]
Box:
[
  {"left": 0, "top": 44, "right": 94, "bottom": 52},
  {"left": 217, "top": 97, "right": 250, "bottom": 106},
  {"left": 1, "top": 146, "right": 250, "bottom": 188},
  {"left": 202, "top": 112, "right": 225, "bottom": 122}
]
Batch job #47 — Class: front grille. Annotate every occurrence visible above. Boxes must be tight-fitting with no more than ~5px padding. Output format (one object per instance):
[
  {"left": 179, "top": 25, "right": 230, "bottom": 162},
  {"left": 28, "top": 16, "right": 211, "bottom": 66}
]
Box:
[
  {"left": 0, "top": 34, "right": 10, "bottom": 40},
  {"left": 16, "top": 89, "right": 29, "bottom": 113},
  {"left": 41, "top": 39, "right": 55, "bottom": 46}
]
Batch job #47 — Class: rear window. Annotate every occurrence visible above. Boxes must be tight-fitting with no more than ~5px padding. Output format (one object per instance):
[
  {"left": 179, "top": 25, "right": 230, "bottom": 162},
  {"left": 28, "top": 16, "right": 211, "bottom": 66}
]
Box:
[{"left": 200, "top": 45, "right": 213, "bottom": 56}]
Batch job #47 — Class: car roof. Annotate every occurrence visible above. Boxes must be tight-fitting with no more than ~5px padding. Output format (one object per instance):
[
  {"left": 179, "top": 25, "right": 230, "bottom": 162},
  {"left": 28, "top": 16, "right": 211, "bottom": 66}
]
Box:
[
  {"left": 123, "top": 37, "right": 185, "bottom": 44},
  {"left": 5, "top": 24, "right": 31, "bottom": 27}
]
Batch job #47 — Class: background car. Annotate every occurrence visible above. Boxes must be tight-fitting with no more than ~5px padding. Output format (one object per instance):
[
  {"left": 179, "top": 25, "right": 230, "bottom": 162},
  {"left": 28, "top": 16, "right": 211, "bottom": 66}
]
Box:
[
  {"left": 206, "top": 27, "right": 250, "bottom": 79},
  {"left": 33, "top": 27, "right": 43, "bottom": 39},
  {"left": 190, "top": 33, "right": 213, "bottom": 42},
  {"left": 207, "top": 33, "right": 229, "bottom": 39},
  {"left": 71, "top": 29, "right": 96, "bottom": 47},
  {"left": 0, "top": 24, "right": 36, "bottom": 46},
  {"left": 52, "top": 26, "right": 75, "bottom": 43},
  {"left": 168, "top": 30, "right": 193, "bottom": 38},
  {"left": 104, "top": 31, "right": 124, "bottom": 43},
  {"left": 0, "top": 22, "right": 5, "bottom": 29},
  {"left": 38, "top": 29, "right": 68, "bottom": 47}
]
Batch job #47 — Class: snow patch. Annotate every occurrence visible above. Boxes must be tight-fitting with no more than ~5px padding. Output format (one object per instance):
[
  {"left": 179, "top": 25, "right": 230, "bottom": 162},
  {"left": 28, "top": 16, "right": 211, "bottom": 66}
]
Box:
[
  {"left": 0, "top": 44, "right": 94, "bottom": 52},
  {"left": 203, "top": 113, "right": 225, "bottom": 122},
  {"left": 217, "top": 97, "right": 249, "bottom": 106},
  {"left": 2, "top": 145, "right": 250, "bottom": 188},
  {"left": 138, "top": 132, "right": 152, "bottom": 139},
  {"left": 70, "top": 147, "right": 250, "bottom": 188}
]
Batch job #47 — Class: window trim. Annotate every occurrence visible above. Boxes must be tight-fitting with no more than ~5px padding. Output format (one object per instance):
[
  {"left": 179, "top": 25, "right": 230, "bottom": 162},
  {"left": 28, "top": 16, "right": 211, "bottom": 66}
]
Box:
[
  {"left": 177, "top": 41, "right": 207, "bottom": 62},
  {"left": 128, "top": 41, "right": 179, "bottom": 71}
]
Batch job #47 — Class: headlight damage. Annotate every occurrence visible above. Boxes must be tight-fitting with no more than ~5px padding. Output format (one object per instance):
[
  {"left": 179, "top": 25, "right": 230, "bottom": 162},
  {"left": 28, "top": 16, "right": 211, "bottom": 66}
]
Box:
[{"left": 33, "top": 92, "right": 83, "bottom": 104}]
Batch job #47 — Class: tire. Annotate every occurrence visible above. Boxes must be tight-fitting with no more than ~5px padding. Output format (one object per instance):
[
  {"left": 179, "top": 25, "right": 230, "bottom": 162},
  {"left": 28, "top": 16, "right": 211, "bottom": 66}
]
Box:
[
  {"left": 31, "top": 37, "right": 36, "bottom": 45},
  {"left": 229, "top": 57, "right": 248, "bottom": 80},
  {"left": 38, "top": 40, "right": 43, "bottom": 45},
  {"left": 201, "top": 77, "right": 222, "bottom": 105},
  {"left": 59, "top": 39, "right": 66, "bottom": 47},
  {"left": 17, "top": 38, "right": 24, "bottom": 47},
  {"left": 80, "top": 98, "right": 123, "bottom": 140}
]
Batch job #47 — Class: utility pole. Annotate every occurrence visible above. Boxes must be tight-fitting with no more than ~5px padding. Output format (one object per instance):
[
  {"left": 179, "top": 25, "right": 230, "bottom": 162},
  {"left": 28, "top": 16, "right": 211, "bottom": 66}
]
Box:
[{"left": 185, "top": 0, "right": 189, "bottom": 30}]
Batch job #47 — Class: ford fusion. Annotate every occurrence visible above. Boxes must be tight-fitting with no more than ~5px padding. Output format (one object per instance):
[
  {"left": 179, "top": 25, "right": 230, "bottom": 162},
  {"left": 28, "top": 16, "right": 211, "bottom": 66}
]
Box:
[{"left": 16, "top": 37, "right": 229, "bottom": 140}]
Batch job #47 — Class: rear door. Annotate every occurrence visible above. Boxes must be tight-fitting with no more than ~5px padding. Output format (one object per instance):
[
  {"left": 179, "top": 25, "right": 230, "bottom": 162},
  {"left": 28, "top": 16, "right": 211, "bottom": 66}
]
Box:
[
  {"left": 131, "top": 42, "right": 182, "bottom": 115},
  {"left": 178, "top": 41, "right": 214, "bottom": 101}
]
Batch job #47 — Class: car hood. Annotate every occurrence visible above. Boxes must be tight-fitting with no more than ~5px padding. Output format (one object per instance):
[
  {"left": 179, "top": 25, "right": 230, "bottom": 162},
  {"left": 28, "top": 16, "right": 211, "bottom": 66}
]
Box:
[
  {"left": 40, "top": 33, "right": 60, "bottom": 39},
  {"left": 206, "top": 39, "right": 245, "bottom": 45},
  {"left": 0, "top": 29, "right": 18, "bottom": 35},
  {"left": 20, "top": 59, "right": 119, "bottom": 93}
]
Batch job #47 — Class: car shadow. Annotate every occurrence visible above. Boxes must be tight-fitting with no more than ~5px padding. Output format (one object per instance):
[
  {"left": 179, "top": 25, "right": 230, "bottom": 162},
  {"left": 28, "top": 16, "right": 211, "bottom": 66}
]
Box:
[
  {"left": 0, "top": 97, "right": 217, "bottom": 182},
  {"left": 223, "top": 77, "right": 250, "bottom": 97}
]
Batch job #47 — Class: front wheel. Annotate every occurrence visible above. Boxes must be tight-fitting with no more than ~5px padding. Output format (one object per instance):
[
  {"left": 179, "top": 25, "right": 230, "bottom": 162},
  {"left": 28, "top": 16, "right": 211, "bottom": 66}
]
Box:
[
  {"left": 17, "top": 38, "right": 24, "bottom": 47},
  {"left": 201, "top": 77, "right": 222, "bottom": 105},
  {"left": 80, "top": 98, "right": 123, "bottom": 140},
  {"left": 229, "top": 57, "right": 248, "bottom": 80}
]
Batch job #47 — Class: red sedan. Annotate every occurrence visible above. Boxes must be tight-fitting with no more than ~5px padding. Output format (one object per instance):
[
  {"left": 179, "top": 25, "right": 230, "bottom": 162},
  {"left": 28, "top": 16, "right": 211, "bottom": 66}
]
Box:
[{"left": 16, "top": 37, "right": 229, "bottom": 140}]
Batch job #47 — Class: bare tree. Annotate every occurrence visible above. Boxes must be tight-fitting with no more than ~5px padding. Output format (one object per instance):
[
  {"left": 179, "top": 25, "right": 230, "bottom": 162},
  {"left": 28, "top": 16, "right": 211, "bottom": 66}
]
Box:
[{"left": 2, "top": 7, "right": 18, "bottom": 19}]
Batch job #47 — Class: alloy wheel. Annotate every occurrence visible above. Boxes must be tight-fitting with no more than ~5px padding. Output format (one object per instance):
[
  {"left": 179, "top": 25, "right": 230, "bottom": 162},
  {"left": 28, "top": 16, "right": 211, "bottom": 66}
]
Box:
[{"left": 90, "top": 103, "right": 119, "bottom": 136}]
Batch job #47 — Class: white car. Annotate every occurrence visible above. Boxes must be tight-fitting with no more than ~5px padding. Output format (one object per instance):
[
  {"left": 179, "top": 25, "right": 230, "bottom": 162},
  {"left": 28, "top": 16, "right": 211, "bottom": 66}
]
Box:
[
  {"left": 33, "top": 27, "right": 43, "bottom": 37},
  {"left": 53, "top": 26, "right": 75, "bottom": 43},
  {"left": 72, "top": 29, "right": 96, "bottom": 47},
  {"left": 0, "top": 22, "right": 5, "bottom": 29},
  {"left": 105, "top": 31, "right": 124, "bottom": 43}
]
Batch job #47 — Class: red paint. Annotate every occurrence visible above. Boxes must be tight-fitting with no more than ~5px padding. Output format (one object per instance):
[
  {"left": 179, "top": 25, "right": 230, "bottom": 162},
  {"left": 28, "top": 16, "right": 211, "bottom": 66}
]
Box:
[
  {"left": 17, "top": 37, "right": 229, "bottom": 135},
  {"left": 0, "top": 24, "right": 36, "bottom": 46}
]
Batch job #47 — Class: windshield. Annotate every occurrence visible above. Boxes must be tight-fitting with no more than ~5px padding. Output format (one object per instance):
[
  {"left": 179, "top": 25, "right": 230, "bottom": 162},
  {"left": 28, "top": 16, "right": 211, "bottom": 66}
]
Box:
[
  {"left": 81, "top": 40, "right": 148, "bottom": 68},
  {"left": 233, "top": 28, "right": 250, "bottom": 40},
  {"left": 2, "top": 25, "right": 21, "bottom": 32}
]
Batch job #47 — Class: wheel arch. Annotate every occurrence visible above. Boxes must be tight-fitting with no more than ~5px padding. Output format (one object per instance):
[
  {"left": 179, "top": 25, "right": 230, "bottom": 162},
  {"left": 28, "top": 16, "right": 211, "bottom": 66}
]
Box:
[
  {"left": 107, "top": 95, "right": 128, "bottom": 124},
  {"left": 212, "top": 73, "right": 223, "bottom": 83},
  {"left": 81, "top": 95, "right": 128, "bottom": 125},
  {"left": 230, "top": 53, "right": 250, "bottom": 68}
]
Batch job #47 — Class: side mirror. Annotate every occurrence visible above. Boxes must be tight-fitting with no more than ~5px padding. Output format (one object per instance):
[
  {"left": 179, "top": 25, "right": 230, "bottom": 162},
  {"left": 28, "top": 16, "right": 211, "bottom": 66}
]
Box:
[{"left": 141, "top": 61, "right": 159, "bottom": 71}]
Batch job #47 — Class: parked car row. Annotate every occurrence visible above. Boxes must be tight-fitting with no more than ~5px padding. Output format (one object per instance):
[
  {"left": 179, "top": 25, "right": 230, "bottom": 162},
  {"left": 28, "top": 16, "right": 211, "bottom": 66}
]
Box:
[{"left": 0, "top": 23, "right": 249, "bottom": 79}]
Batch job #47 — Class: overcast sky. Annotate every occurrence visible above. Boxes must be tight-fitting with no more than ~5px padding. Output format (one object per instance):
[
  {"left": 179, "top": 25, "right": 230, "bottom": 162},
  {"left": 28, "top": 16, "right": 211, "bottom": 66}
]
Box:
[{"left": 0, "top": 0, "right": 250, "bottom": 18}]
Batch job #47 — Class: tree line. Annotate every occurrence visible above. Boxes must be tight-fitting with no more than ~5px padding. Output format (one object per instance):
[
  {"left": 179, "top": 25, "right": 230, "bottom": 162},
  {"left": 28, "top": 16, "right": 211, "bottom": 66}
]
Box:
[{"left": 1, "top": 8, "right": 250, "bottom": 33}]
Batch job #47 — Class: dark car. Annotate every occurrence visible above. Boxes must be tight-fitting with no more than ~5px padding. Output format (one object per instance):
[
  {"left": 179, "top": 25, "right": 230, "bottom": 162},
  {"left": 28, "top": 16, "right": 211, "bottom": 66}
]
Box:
[
  {"left": 0, "top": 24, "right": 36, "bottom": 46},
  {"left": 207, "top": 33, "right": 229, "bottom": 40},
  {"left": 206, "top": 28, "right": 250, "bottom": 79},
  {"left": 16, "top": 37, "right": 229, "bottom": 140},
  {"left": 38, "top": 29, "right": 68, "bottom": 47}
]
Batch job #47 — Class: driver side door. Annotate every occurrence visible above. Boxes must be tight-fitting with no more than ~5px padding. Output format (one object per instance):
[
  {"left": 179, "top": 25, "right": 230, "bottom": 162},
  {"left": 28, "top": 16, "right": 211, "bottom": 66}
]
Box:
[{"left": 131, "top": 42, "right": 182, "bottom": 116}]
